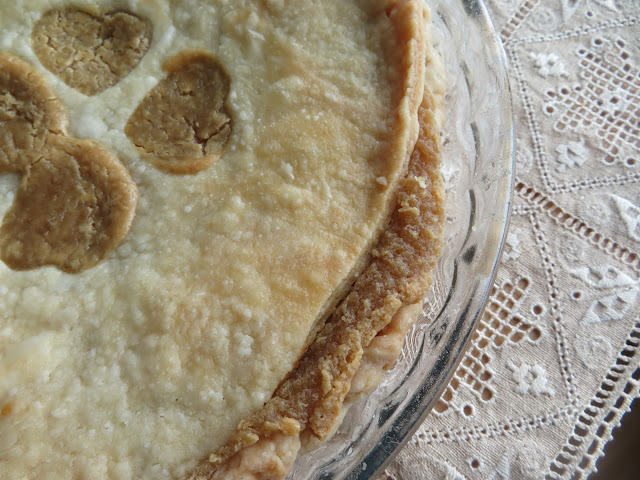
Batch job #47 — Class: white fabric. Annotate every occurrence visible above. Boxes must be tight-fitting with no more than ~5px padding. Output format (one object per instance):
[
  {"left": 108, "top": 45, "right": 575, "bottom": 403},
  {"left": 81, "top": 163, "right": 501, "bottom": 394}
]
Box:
[{"left": 384, "top": 1, "right": 640, "bottom": 478}]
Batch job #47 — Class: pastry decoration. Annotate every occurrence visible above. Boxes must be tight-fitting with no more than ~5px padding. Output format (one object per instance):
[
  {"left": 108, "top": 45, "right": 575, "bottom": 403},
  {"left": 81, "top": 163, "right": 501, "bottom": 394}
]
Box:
[
  {"left": 0, "top": 53, "right": 137, "bottom": 272},
  {"left": 125, "top": 51, "right": 232, "bottom": 174},
  {"left": 32, "top": 8, "right": 152, "bottom": 96}
]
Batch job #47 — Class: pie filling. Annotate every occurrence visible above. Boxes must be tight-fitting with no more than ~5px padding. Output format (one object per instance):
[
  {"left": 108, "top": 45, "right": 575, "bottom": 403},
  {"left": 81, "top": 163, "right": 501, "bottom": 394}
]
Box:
[{"left": 0, "top": 1, "right": 444, "bottom": 479}]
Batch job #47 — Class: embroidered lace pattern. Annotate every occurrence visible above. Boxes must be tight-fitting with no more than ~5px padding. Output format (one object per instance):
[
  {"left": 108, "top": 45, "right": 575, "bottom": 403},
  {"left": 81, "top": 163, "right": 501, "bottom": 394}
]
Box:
[{"left": 382, "top": 1, "right": 640, "bottom": 478}]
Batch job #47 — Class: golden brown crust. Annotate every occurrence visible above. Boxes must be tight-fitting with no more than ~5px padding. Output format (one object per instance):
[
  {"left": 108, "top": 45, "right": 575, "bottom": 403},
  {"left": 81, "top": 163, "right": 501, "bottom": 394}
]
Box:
[
  {"left": 0, "top": 136, "right": 138, "bottom": 273},
  {"left": 125, "top": 50, "right": 232, "bottom": 174},
  {"left": 32, "top": 7, "right": 152, "bottom": 96},
  {"left": 1, "top": 1, "right": 439, "bottom": 476},
  {"left": 373, "top": 0, "right": 427, "bottom": 229},
  {"left": 0, "top": 52, "right": 68, "bottom": 170},
  {"left": 0, "top": 53, "right": 138, "bottom": 273},
  {"left": 187, "top": 88, "right": 445, "bottom": 479}
]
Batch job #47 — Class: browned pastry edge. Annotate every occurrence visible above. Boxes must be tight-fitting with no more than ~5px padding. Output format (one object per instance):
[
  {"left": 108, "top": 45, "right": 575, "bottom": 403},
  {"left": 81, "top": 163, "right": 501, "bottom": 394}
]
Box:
[{"left": 186, "top": 86, "right": 445, "bottom": 479}]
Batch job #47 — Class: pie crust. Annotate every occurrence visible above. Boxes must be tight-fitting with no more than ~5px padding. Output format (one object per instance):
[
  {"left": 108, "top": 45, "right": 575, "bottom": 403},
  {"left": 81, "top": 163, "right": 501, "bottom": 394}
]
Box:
[
  {"left": 193, "top": 89, "right": 445, "bottom": 480},
  {"left": 0, "top": 1, "right": 445, "bottom": 479}
]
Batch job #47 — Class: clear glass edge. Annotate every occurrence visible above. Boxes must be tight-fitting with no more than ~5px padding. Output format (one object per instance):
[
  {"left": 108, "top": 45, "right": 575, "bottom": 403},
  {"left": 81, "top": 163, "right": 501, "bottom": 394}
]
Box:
[
  {"left": 285, "top": 0, "right": 516, "bottom": 477},
  {"left": 347, "top": 0, "right": 516, "bottom": 477}
]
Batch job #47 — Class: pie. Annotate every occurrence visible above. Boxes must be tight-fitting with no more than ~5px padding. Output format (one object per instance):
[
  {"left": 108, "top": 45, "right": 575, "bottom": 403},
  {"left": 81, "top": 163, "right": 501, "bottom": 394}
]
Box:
[{"left": 0, "top": 1, "right": 445, "bottom": 479}]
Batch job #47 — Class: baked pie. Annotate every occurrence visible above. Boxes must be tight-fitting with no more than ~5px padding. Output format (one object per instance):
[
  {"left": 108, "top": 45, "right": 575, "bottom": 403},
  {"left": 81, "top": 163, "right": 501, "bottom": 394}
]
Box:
[{"left": 0, "top": 0, "right": 445, "bottom": 479}]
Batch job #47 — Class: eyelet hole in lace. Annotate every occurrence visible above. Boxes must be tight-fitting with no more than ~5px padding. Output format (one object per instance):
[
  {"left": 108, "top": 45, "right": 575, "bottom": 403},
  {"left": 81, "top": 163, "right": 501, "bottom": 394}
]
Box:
[{"left": 433, "top": 278, "right": 533, "bottom": 414}]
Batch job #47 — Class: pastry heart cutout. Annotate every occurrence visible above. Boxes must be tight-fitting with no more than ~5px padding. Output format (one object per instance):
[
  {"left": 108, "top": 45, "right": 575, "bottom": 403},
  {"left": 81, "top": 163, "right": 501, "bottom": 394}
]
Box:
[
  {"left": 32, "top": 7, "right": 152, "bottom": 96},
  {"left": 125, "top": 51, "right": 232, "bottom": 174},
  {"left": 0, "top": 53, "right": 137, "bottom": 273}
]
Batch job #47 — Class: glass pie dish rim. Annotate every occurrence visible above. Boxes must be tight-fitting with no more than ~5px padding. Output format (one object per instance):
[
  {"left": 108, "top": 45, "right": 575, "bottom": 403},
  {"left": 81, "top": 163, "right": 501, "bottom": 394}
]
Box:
[{"left": 287, "top": 0, "right": 516, "bottom": 477}]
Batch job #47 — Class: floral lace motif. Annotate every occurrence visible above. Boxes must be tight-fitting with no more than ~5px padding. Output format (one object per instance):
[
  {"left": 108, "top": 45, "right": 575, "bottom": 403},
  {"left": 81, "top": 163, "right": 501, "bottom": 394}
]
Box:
[
  {"left": 383, "top": 1, "right": 640, "bottom": 479},
  {"left": 543, "top": 35, "right": 639, "bottom": 165}
]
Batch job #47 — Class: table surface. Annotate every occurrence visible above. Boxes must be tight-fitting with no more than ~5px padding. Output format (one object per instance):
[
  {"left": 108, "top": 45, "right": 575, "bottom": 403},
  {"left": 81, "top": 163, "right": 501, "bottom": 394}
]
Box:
[{"left": 382, "top": 1, "right": 640, "bottom": 479}]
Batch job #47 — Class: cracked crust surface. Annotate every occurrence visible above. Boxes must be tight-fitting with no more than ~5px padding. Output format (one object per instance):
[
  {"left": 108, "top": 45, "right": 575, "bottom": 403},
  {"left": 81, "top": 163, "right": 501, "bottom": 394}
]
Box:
[
  {"left": 0, "top": 135, "right": 139, "bottom": 273},
  {"left": 189, "top": 88, "right": 445, "bottom": 479},
  {"left": 125, "top": 51, "right": 232, "bottom": 174},
  {"left": 0, "top": 53, "right": 67, "bottom": 168},
  {"left": 32, "top": 7, "right": 152, "bottom": 96},
  {"left": 0, "top": 53, "right": 137, "bottom": 273}
]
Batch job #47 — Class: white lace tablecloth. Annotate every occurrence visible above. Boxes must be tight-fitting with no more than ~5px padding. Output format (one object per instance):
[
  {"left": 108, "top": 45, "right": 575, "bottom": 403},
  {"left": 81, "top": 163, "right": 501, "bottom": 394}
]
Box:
[{"left": 383, "top": 1, "right": 640, "bottom": 479}]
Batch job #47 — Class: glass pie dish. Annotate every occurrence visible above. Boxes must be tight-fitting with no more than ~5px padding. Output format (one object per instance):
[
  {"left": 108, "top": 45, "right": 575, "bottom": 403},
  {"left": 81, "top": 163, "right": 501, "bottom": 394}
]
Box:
[{"left": 287, "top": 0, "right": 515, "bottom": 478}]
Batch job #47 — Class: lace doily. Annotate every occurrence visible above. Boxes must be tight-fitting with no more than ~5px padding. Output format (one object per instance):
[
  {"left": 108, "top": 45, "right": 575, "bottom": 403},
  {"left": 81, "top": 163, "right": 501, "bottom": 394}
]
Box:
[{"left": 383, "top": 1, "right": 640, "bottom": 478}]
